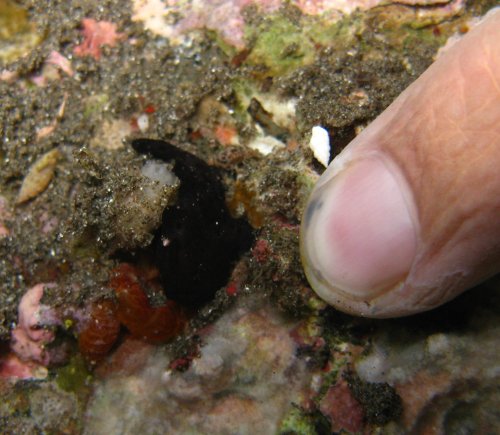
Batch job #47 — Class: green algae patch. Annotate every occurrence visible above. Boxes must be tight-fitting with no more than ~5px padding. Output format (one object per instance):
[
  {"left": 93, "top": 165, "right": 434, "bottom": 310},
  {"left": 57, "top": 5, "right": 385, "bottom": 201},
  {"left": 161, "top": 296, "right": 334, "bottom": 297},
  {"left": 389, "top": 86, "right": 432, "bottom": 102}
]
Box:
[
  {"left": 84, "top": 94, "right": 110, "bottom": 119},
  {"left": 55, "top": 355, "right": 93, "bottom": 394},
  {"left": 0, "top": 0, "right": 42, "bottom": 63},
  {"left": 279, "top": 404, "right": 330, "bottom": 435},
  {"left": 361, "top": 5, "right": 469, "bottom": 52},
  {"left": 231, "top": 78, "right": 258, "bottom": 120},
  {"left": 208, "top": 29, "right": 238, "bottom": 58},
  {"left": 402, "top": 24, "right": 446, "bottom": 45},
  {"left": 241, "top": 11, "right": 369, "bottom": 77},
  {"left": 306, "top": 13, "right": 362, "bottom": 49},
  {"left": 245, "top": 16, "right": 316, "bottom": 77}
]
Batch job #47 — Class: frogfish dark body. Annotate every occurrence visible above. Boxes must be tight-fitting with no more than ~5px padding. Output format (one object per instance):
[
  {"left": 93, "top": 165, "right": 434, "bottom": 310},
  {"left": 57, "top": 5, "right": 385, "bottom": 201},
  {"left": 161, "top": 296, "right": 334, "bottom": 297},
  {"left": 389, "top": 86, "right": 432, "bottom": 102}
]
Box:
[{"left": 132, "top": 139, "right": 254, "bottom": 307}]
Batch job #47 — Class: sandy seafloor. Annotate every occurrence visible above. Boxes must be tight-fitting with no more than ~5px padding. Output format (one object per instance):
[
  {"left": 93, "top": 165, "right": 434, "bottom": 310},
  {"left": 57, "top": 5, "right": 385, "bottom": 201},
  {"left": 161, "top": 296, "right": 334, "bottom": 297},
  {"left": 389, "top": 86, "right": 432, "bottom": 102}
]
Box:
[{"left": 1, "top": 0, "right": 499, "bottom": 433}]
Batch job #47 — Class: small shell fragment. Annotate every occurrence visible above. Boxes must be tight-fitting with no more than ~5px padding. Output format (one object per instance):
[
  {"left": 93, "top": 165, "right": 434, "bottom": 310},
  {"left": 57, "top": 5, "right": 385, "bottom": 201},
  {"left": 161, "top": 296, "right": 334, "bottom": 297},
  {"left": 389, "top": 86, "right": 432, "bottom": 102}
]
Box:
[
  {"left": 16, "top": 149, "right": 61, "bottom": 204},
  {"left": 309, "top": 126, "right": 330, "bottom": 167},
  {"left": 137, "top": 113, "right": 149, "bottom": 133}
]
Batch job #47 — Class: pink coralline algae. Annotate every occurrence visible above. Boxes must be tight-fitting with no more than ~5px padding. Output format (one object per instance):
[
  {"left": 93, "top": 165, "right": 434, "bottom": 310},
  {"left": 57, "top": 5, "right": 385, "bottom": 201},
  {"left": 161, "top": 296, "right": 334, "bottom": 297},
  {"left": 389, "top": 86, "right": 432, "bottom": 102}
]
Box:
[
  {"left": 0, "top": 354, "right": 47, "bottom": 380},
  {"left": 132, "top": 0, "right": 282, "bottom": 49},
  {"left": 46, "top": 50, "right": 74, "bottom": 77},
  {"left": 319, "top": 378, "right": 365, "bottom": 433},
  {"left": 10, "top": 283, "right": 57, "bottom": 366},
  {"left": 73, "top": 19, "right": 125, "bottom": 60},
  {"left": 293, "top": 0, "right": 380, "bottom": 15}
]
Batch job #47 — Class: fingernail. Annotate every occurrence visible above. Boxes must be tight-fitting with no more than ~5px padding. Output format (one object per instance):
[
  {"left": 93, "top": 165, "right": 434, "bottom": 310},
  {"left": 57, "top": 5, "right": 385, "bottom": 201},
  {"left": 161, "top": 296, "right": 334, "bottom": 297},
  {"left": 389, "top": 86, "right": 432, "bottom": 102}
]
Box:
[{"left": 302, "top": 157, "right": 417, "bottom": 300}]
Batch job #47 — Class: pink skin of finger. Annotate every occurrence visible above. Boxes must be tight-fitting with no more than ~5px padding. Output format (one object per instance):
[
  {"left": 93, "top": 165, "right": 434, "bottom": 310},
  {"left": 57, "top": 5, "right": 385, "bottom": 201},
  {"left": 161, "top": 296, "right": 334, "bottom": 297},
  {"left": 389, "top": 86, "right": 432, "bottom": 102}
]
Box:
[{"left": 300, "top": 8, "right": 500, "bottom": 318}]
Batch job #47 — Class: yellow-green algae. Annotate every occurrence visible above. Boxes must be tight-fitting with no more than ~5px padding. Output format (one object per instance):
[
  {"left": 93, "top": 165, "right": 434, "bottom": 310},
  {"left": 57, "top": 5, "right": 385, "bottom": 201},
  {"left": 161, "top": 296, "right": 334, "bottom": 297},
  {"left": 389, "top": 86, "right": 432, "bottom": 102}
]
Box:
[
  {"left": 239, "top": 4, "right": 473, "bottom": 79},
  {"left": 244, "top": 15, "right": 316, "bottom": 77},
  {"left": 83, "top": 93, "right": 110, "bottom": 119},
  {"left": 279, "top": 404, "right": 330, "bottom": 435},
  {"left": 55, "top": 355, "right": 92, "bottom": 394}
]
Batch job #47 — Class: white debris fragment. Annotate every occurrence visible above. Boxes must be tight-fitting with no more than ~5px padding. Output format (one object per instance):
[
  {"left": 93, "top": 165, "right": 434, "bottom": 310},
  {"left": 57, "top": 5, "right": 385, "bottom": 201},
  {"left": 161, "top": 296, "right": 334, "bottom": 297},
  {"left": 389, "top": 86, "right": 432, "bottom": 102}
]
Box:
[
  {"left": 253, "top": 95, "right": 297, "bottom": 130},
  {"left": 137, "top": 113, "right": 149, "bottom": 133},
  {"left": 309, "top": 126, "right": 330, "bottom": 167},
  {"left": 140, "top": 160, "right": 177, "bottom": 202},
  {"left": 248, "top": 135, "right": 286, "bottom": 156},
  {"left": 141, "top": 160, "right": 177, "bottom": 186}
]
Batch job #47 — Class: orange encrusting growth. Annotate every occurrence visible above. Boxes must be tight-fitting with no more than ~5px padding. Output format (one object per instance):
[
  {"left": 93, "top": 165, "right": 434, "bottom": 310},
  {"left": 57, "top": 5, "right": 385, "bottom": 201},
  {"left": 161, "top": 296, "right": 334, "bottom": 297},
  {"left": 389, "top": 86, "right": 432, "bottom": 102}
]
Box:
[
  {"left": 78, "top": 299, "right": 121, "bottom": 364},
  {"left": 110, "top": 263, "right": 187, "bottom": 344}
]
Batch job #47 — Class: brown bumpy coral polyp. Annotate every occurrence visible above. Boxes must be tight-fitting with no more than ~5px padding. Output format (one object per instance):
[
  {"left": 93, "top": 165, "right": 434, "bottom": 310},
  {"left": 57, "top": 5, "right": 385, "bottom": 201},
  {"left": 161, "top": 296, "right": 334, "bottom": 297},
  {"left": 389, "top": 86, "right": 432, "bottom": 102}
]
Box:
[
  {"left": 110, "top": 263, "right": 187, "bottom": 344},
  {"left": 78, "top": 299, "right": 121, "bottom": 364}
]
